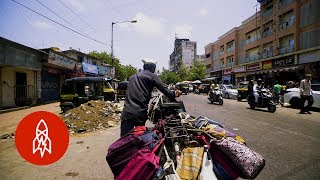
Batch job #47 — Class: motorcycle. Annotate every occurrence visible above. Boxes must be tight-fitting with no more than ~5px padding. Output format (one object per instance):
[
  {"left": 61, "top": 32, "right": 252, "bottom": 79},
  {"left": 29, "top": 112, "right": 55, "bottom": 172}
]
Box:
[
  {"left": 208, "top": 87, "right": 223, "bottom": 105},
  {"left": 247, "top": 88, "right": 276, "bottom": 113},
  {"left": 148, "top": 93, "right": 185, "bottom": 124}
]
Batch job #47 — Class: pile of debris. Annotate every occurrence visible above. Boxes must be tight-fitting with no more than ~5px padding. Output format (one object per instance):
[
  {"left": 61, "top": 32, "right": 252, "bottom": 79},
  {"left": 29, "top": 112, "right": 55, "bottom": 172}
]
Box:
[{"left": 61, "top": 100, "right": 124, "bottom": 133}]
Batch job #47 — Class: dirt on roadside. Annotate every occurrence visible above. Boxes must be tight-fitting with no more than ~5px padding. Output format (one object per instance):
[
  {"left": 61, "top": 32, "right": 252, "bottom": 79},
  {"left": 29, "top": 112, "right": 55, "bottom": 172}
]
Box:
[{"left": 61, "top": 100, "right": 123, "bottom": 134}]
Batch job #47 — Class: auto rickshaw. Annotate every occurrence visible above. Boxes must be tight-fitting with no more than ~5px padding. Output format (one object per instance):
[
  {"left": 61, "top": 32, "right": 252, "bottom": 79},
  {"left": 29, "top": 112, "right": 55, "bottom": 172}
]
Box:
[
  {"left": 176, "top": 82, "right": 189, "bottom": 95},
  {"left": 116, "top": 81, "right": 128, "bottom": 99},
  {"left": 60, "top": 77, "right": 114, "bottom": 112},
  {"left": 237, "top": 81, "right": 249, "bottom": 101}
]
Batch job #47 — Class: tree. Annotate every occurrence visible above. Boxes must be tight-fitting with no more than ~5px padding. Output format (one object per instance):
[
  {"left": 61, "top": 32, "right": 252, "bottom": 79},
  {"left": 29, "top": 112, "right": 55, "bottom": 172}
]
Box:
[
  {"left": 123, "top": 65, "right": 138, "bottom": 80},
  {"left": 189, "top": 60, "right": 206, "bottom": 81},
  {"left": 88, "top": 51, "right": 136, "bottom": 81},
  {"left": 177, "top": 64, "right": 190, "bottom": 81},
  {"left": 160, "top": 68, "right": 181, "bottom": 84}
]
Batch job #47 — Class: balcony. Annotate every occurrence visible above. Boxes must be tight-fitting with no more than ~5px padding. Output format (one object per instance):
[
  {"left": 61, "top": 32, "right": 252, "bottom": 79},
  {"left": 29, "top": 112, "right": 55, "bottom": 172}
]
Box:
[
  {"left": 279, "top": 0, "right": 295, "bottom": 8},
  {"left": 279, "top": 45, "right": 294, "bottom": 55},
  {"left": 245, "top": 34, "right": 261, "bottom": 45},
  {"left": 262, "top": 28, "right": 273, "bottom": 37},
  {"left": 279, "top": 19, "right": 294, "bottom": 30},
  {"left": 262, "top": 8, "right": 273, "bottom": 18},
  {"left": 226, "top": 47, "right": 234, "bottom": 53},
  {"left": 219, "top": 51, "right": 224, "bottom": 56},
  {"left": 226, "top": 62, "right": 234, "bottom": 68},
  {"left": 262, "top": 51, "right": 273, "bottom": 59},
  {"left": 245, "top": 54, "right": 260, "bottom": 62},
  {"left": 220, "top": 64, "right": 225, "bottom": 69}
]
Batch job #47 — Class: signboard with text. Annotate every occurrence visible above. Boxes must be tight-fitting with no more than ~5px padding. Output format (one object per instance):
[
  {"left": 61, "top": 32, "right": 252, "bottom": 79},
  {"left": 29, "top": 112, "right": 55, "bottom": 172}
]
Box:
[
  {"left": 273, "top": 56, "right": 294, "bottom": 67},
  {"left": 262, "top": 60, "right": 272, "bottom": 69},
  {"left": 48, "top": 51, "right": 76, "bottom": 69},
  {"left": 247, "top": 62, "right": 262, "bottom": 72},
  {"left": 223, "top": 68, "right": 232, "bottom": 75},
  {"left": 232, "top": 66, "right": 246, "bottom": 73}
]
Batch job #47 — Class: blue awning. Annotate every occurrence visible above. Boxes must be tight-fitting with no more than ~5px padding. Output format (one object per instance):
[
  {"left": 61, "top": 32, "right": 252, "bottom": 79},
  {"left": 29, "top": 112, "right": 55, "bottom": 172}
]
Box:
[
  {"left": 82, "top": 62, "right": 98, "bottom": 75},
  {"left": 98, "top": 65, "right": 108, "bottom": 75}
]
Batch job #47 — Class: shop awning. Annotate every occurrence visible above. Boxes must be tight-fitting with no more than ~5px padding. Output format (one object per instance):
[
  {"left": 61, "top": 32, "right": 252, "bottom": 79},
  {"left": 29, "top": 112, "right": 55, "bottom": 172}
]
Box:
[{"left": 247, "top": 66, "right": 301, "bottom": 75}]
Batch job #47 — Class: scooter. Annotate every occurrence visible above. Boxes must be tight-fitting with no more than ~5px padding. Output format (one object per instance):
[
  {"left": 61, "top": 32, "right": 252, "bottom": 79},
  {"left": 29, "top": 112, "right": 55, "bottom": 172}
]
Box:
[
  {"left": 208, "top": 87, "right": 223, "bottom": 105},
  {"left": 247, "top": 88, "right": 276, "bottom": 113}
]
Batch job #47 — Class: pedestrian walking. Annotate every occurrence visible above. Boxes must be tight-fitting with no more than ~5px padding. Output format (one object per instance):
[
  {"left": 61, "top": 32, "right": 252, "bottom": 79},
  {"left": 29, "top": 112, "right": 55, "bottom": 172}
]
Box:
[
  {"left": 299, "top": 74, "right": 313, "bottom": 114},
  {"left": 273, "top": 80, "right": 281, "bottom": 104}
]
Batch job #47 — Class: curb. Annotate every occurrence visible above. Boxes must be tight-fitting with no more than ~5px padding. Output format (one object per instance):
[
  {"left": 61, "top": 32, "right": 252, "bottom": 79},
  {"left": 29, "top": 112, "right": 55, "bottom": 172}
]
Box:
[{"left": 0, "top": 106, "right": 30, "bottom": 114}]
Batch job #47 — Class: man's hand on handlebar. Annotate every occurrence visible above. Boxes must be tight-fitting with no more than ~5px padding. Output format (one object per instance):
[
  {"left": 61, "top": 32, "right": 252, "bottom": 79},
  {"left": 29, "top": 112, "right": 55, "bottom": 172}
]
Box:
[{"left": 175, "top": 90, "right": 182, "bottom": 97}]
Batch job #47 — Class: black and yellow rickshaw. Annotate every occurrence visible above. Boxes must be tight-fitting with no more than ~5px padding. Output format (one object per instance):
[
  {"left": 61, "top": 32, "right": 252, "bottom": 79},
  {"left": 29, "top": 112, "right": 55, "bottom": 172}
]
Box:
[
  {"left": 176, "top": 82, "right": 189, "bottom": 95},
  {"left": 60, "top": 77, "right": 114, "bottom": 112},
  {"left": 116, "top": 81, "right": 129, "bottom": 99},
  {"left": 237, "top": 81, "right": 249, "bottom": 101}
]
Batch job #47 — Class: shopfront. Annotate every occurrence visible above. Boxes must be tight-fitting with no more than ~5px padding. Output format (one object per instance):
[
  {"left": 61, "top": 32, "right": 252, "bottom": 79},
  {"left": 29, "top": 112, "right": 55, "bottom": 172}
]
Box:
[
  {"left": 298, "top": 49, "right": 320, "bottom": 80},
  {"left": 233, "top": 66, "right": 246, "bottom": 85},
  {"left": 210, "top": 70, "right": 222, "bottom": 83},
  {"left": 222, "top": 68, "right": 232, "bottom": 84},
  {"left": 246, "top": 62, "right": 263, "bottom": 80},
  {"left": 41, "top": 49, "right": 79, "bottom": 103}
]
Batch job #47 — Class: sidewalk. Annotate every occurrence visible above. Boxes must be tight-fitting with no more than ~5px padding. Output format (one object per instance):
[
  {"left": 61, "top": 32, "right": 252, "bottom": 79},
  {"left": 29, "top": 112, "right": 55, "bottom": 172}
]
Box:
[{"left": 0, "top": 102, "right": 61, "bottom": 136}]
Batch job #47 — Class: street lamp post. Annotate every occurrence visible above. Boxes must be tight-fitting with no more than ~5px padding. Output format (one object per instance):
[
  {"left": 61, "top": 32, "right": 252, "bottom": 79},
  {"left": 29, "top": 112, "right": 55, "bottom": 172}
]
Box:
[{"left": 110, "top": 20, "right": 137, "bottom": 77}]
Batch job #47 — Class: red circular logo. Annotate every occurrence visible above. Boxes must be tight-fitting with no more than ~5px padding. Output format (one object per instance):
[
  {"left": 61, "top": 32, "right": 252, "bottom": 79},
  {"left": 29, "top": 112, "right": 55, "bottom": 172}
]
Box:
[{"left": 15, "top": 111, "right": 69, "bottom": 165}]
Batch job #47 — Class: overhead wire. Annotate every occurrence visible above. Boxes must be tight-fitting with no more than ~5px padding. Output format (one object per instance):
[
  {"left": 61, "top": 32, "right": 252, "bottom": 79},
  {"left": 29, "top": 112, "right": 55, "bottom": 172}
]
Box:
[
  {"left": 10, "top": 0, "right": 110, "bottom": 46},
  {"left": 34, "top": 0, "right": 88, "bottom": 36},
  {"left": 57, "top": 0, "right": 96, "bottom": 31}
]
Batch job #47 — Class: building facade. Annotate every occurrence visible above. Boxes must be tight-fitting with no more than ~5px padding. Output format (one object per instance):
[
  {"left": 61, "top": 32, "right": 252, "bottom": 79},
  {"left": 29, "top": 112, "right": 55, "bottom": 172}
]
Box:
[
  {"left": 169, "top": 38, "right": 197, "bottom": 72},
  {"left": 0, "top": 37, "right": 45, "bottom": 109},
  {"left": 205, "top": 0, "right": 320, "bottom": 85}
]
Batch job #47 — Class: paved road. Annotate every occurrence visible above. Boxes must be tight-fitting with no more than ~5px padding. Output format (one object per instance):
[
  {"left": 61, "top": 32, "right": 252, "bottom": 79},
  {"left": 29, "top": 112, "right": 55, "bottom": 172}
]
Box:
[
  {"left": 0, "top": 95, "right": 320, "bottom": 179},
  {"left": 182, "top": 93, "right": 320, "bottom": 179}
]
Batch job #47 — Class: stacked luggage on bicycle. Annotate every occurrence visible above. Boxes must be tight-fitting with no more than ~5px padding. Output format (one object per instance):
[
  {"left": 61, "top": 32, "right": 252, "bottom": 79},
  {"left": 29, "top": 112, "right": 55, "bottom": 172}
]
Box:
[{"left": 106, "top": 113, "right": 265, "bottom": 180}]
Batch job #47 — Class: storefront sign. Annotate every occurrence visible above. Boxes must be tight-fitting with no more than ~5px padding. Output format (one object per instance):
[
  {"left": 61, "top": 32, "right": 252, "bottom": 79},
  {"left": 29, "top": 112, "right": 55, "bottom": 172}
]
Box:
[
  {"left": 232, "top": 66, "right": 246, "bottom": 73},
  {"left": 223, "top": 68, "right": 232, "bottom": 75},
  {"left": 262, "top": 60, "right": 272, "bottom": 69},
  {"left": 210, "top": 70, "right": 222, "bottom": 77},
  {"left": 235, "top": 73, "right": 247, "bottom": 78},
  {"left": 98, "top": 66, "right": 111, "bottom": 75},
  {"left": 82, "top": 62, "right": 98, "bottom": 75},
  {"left": 48, "top": 51, "right": 76, "bottom": 69},
  {"left": 273, "top": 56, "right": 294, "bottom": 67},
  {"left": 247, "top": 62, "right": 262, "bottom": 72}
]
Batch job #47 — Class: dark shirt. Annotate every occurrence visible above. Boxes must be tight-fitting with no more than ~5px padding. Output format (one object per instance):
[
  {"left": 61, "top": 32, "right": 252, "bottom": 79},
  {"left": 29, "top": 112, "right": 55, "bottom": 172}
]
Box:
[
  {"left": 248, "top": 83, "right": 253, "bottom": 95},
  {"left": 123, "top": 70, "right": 175, "bottom": 121}
]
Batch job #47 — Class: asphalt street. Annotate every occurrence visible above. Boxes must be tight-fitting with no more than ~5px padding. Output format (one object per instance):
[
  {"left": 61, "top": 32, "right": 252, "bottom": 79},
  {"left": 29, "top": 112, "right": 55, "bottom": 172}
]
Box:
[
  {"left": 182, "top": 93, "right": 320, "bottom": 180},
  {"left": 0, "top": 94, "right": 319, "bottom": 179}
]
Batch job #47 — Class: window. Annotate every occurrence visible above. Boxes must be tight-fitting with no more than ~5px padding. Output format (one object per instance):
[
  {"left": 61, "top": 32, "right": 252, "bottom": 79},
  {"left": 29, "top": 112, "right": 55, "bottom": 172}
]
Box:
[{"left": 289, "top": 39, "right": 294, "bottom": 46}]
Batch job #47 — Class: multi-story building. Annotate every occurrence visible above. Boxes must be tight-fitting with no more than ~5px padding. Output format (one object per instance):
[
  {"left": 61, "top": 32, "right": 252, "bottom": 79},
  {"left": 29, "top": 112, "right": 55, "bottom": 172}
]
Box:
[
  {"left": 205, "top": 0, "right": 320, "bottom": 85},
  {"left": 169, "top": 38, "right": 197, "bottom": 72}
]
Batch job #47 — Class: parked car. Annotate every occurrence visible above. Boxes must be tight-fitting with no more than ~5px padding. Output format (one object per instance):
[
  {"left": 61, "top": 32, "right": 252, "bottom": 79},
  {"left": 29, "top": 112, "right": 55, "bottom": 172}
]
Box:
[
  {"left": 283, "top": 83, "right": 320, "bottom": 108},
  {"left": 219, "top": 84, "right": 238, "bottom": 99}
]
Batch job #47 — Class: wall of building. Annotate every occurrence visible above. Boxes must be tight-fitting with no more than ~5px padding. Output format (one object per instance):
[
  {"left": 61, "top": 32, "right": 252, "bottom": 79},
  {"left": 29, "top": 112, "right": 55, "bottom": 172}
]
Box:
[{"left": 1, "top": 67, "right": 36, "bottom": 108}]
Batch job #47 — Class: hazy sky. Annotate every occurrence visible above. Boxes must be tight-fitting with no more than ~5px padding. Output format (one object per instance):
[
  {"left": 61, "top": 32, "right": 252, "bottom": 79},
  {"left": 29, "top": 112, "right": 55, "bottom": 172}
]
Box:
[{"left": 0, "top": 0, "right": 260, "bottom": 70}]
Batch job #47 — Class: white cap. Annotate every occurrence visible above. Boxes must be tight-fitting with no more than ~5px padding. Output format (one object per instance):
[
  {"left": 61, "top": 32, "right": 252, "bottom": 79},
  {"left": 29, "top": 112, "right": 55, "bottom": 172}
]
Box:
[{"left": 142, "top": 59, "right": 157, "bottom": 65}]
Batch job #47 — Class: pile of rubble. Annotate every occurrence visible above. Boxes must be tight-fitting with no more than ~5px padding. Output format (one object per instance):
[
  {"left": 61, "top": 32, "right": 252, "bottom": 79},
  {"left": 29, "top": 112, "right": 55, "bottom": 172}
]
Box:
[{"left": 61, "top": 100, "right": 123, "bottom": 133}]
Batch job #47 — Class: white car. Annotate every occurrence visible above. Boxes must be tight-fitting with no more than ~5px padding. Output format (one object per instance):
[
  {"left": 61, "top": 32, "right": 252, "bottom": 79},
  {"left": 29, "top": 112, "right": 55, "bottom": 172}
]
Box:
[
  {"left": 283, "top": 84, "right": 320, "bottom": 108},
  {"left": 219, "top": 84, "right": 238, "bottom": 99}
]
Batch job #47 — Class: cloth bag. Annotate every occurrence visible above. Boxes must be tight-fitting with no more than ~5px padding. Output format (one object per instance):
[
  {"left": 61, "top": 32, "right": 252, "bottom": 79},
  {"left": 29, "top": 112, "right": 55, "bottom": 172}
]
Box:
[
  {"left": 199, "top": 145, "right": 218, "bottom": 180},
  {"left": 176, "top": 147, "right": 204, "bottom": 180},
  {"left": 212, "top": 137, "right": 265, "bottom": 179},
  {"left": 163, "top": 145, "right": 181, "bottom": 180},
  {"left": 115, "top": 139, "right": 164, "bottom": 180},
  {"left": 106, "top": 132, "right": 145, "bottom": 177},
  {"left": 202, "top": 124, "right": 245, "bottom": 143}
]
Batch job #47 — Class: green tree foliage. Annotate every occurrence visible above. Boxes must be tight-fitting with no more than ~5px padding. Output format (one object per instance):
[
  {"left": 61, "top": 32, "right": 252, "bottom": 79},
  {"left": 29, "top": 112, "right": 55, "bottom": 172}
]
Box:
[
  {"left": 160, "top": 68, "right": 181, "bottom": 84},
  {"left": 189, "top": 60, "right": 206, "bottom": 81},
  {"left": 177, "top": 64, "right": 190, "bottom": 81},
  {"left": 88, "top": 51, "right": 137, "bottom": 81}
]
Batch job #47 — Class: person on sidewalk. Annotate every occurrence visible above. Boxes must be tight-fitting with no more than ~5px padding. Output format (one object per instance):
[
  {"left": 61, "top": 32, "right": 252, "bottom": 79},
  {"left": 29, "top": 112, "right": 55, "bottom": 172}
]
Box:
[
  {"left": 299, "top": 74, "right": 313, "bottom": 114},
  {"left": 120, "top": 60, "right": 180, "bottom": 137}
]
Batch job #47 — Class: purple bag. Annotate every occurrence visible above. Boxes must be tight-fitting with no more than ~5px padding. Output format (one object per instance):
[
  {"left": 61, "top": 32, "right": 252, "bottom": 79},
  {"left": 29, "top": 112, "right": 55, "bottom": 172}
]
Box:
[
  {"left": 212, "top": 137, "right": 265, "bottom": 179},
  {"left": 106, "top": 133, "right": 145, "bottom": 177},
  {"left": 115, "top": 139, "right": 164, "bottom": 180}
]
